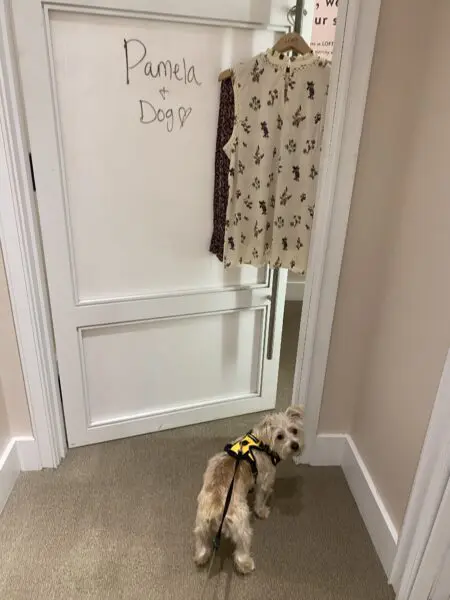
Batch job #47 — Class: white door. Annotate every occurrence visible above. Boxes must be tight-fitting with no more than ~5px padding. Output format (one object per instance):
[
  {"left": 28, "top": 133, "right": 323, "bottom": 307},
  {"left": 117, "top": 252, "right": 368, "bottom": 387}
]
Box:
[{"left": 12, "top": 0, "right": 294, "bottom": 447}]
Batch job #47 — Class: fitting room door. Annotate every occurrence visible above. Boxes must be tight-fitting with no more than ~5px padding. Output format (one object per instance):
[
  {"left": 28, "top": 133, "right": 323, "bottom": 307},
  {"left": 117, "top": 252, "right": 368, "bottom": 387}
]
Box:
[{"left": 12, "top": 0, "right": 295, "bottom": 447}]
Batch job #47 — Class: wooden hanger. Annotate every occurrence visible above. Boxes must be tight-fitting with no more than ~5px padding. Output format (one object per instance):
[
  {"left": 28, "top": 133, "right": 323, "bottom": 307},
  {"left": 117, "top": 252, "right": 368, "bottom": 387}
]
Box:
[
  {"left": 218, "top": 32, "right": 313, "bottom": 82},
  {"left": 218, "top": 68, "right": 233, "bottom": 82},
  {"left": 272, "top": 32, "right": 312, "bottom": 55}
]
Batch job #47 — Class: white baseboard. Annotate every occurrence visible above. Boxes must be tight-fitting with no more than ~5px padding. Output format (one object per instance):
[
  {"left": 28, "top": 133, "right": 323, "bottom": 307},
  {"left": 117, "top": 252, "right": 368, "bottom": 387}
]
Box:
[
  {"left": 0, "top": 439, "right": 20, "bottom": 515},
  {"left": 302, "top": 433, "right": 347, "bottom": 465},
  {"left": 0, "top": 436, "right": 41, "bottom": 515},
  {"left": 342, "top": 436, "right": 398, "bottom": 577},
  {"left": 286, "top": 280, "right": 305, "bottom": 301},
  {"left": 304, "top": 433, "right": 398, "bottom": 578},
  {"left": 15, "top": 436, "right": 42, "bottom": 471}
]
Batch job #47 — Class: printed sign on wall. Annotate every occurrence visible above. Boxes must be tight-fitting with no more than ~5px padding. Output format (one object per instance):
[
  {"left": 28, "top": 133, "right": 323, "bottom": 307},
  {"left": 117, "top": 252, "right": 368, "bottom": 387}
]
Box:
[{"left": 310, "top": 0, "right": 338, "bottom": 61}]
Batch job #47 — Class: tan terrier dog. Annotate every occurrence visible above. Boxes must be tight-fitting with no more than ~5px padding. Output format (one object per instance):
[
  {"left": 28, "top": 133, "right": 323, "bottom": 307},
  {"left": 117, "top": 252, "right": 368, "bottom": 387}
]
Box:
[{"left": 194, "top": 406, "right": 304, "bottom": 574}]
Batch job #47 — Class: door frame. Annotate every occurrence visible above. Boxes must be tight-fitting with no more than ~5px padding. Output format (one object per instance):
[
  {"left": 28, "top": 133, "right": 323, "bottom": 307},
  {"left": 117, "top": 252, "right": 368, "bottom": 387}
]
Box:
[
  {"left": 389, "top": 348, "right": 450, "bottom": 598},
  {"left": 0, "top": 0, "right": 66, "bottom": 468},
  {"left": 0, "top": 0, "right": 381, "bottom": 468},
  {"left": 291, "top": 0, "right": 382, "bottom": 461},
  {"left": 408, "top": 481, "right": 450, "bottom": 600}
]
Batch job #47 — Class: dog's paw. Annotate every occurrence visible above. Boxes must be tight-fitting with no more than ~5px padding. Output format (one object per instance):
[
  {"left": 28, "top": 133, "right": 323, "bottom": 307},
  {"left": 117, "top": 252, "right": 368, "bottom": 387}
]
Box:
[
  {"left": 194, "top": 547, "right": 212, "bottom": 567},
  {"left": 254, "top": 505, "right": 271, "bottom": 520},
  {"left": 234, "top": 553, "right": 255, "bottom": 575}
]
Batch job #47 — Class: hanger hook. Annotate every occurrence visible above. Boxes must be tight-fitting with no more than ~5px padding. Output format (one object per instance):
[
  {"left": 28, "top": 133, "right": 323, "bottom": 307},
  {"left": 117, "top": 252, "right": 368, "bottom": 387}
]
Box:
[{"left": 287, "top": 4, "right": 308, "bottom": 28}]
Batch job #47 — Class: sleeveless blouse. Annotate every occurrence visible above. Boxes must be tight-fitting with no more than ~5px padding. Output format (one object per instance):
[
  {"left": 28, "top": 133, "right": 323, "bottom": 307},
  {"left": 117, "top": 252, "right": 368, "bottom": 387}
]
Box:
[{"left": 223, "top": 50, "right": 330, "bottom": 273}]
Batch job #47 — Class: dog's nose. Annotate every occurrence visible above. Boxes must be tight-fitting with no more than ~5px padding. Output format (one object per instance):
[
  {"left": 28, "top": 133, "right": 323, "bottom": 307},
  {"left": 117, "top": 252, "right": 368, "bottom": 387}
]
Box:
[{"left": 291, "top": 442, "right": 299, "bottom": 451}]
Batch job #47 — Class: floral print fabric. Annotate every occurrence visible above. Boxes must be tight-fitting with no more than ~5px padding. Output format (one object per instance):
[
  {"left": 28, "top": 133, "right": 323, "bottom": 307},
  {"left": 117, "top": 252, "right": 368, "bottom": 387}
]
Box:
[
  {"left": 209, "top": 78, "right": 234, "bottom": 262},
  {"left": 223, "top": 50, "right": 330, "bottom": 273}
]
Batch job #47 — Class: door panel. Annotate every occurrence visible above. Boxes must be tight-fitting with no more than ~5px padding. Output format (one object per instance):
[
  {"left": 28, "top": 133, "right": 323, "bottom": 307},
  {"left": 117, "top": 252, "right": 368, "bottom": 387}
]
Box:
[
  {"left": 82, "top": 308, "right": 264, "bottom": 425},
  {"left": 49, "top": 12, "right": 270, "bottom": 302},
  {"left": 13, "top": 0, "right": 289, "bottom": 446}
]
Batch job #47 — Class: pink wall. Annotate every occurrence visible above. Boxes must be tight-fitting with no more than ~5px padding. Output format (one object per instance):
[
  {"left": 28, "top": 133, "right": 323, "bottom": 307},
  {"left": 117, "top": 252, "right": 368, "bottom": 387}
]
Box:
[{"left": 310, "top": 0, "right": 338, "bottom": 60}]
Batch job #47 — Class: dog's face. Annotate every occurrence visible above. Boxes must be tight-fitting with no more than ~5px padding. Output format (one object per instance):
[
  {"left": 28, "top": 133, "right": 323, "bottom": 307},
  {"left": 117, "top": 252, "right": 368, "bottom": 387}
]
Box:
[{"left": 258, "top": 407, "right": 305, "bottom": 460}]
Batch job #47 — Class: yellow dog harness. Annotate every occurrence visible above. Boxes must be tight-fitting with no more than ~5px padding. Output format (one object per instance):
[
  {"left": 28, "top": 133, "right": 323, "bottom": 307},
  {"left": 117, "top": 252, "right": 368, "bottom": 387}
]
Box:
[{"left": 224, "top": 431, "right": 281, "bottom": 477}]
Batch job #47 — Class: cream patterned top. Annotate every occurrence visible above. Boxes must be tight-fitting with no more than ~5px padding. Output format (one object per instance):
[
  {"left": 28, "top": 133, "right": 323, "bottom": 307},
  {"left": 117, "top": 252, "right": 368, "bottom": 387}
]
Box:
[{"left": 223, "top": 50, "right": 330, "bottom": 273}]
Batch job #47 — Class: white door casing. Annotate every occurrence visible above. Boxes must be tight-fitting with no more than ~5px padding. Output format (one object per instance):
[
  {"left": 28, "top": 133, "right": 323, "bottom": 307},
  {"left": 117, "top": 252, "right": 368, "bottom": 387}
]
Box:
[
  {"left": 392, "top": 348, "right": 450, "bottom": 596},
  {"left": 431, "top": 546, "right": 450, "bottom": 600},
  {"left": 12, "top": 0, "right": 297, "bottom": 447},
  {"left": 409, "top": 479, "right": 450, "bottom": 600}
]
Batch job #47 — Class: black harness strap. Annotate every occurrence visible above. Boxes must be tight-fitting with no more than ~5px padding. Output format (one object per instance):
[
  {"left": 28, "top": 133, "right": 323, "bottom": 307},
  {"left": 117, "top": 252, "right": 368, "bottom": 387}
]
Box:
[{"left": 252, "top": 442, "right": 281, "bottom": 468}]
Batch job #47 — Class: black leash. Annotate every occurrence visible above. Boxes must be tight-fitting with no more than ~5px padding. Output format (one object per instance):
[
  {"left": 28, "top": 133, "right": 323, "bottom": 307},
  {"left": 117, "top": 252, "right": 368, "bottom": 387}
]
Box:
[{"left": 213, "top": 457, "right": 241, "bottom": 550}]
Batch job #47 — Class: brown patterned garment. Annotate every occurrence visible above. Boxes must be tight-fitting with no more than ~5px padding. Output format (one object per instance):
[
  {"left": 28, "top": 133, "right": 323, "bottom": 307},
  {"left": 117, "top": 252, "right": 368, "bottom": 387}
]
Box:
[
  {"left": 223, "top": 50, "right": 330, "bottom": 273},
  {"left": 209, "top": 77, "right": 235, "bottom": 262}
]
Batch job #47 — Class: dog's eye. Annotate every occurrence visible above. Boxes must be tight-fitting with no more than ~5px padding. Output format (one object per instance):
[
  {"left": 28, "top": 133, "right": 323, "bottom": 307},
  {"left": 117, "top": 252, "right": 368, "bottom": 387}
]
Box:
[
  {"left": 276, "top": 433, "right": 284, "bottom": 441},
  {"left": 291, "top": 428, "right": 298, "bottom": 435}
]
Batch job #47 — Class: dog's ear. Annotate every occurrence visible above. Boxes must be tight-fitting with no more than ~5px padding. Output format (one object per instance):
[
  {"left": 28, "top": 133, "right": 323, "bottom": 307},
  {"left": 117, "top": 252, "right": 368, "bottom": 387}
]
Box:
[
  {"left": 286, "top": 405, "right": 305, "bottom": 424},
  {"left": 258, "top": 414, "right": 274, "bottom": 430},
  {"left": 256, "top": 414, "right": 275, "bottom": 437}
]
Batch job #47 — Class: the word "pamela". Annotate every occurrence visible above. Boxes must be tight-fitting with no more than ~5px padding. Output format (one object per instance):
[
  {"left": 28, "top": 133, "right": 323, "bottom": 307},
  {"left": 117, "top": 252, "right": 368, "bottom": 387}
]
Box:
[{"left": 124, "top": 38, "right": 202, "bottom": 86}]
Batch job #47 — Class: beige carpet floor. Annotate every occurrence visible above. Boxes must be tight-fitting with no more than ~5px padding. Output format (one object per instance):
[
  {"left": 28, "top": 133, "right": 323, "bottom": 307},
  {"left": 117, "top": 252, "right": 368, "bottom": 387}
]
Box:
[{"left": 0, "top": 302, "right": 394, "bottom": 600}]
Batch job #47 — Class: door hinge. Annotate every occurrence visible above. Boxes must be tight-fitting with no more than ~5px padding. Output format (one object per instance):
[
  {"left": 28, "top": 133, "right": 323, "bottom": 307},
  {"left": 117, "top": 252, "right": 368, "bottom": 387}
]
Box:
[{"left": 28, "top": 152, "right": 36, "bottom": 191}]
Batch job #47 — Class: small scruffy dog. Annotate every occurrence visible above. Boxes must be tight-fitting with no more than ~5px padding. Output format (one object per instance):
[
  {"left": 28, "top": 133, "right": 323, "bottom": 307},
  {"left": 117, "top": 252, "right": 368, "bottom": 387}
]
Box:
[{"left": 194, "top": 406, "right": 304, "bottom": 574}]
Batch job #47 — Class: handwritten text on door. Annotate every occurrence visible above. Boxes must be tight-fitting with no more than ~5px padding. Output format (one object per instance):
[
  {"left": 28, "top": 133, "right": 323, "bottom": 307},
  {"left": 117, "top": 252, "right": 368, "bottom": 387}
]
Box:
[{"left": 124, "top": 39, "right": 201, "bottom": 133}]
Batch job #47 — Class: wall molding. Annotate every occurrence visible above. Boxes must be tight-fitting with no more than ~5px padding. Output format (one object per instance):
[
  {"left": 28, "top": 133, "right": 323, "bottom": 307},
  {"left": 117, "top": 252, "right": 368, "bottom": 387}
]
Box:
[
  {"left": 300, "top": 432, "right": 346, "bottom": 466},
  {"left": 0, "top": 435, "right": 42, "bottom": 516},
  {"left": 307, "top": 433, "right": 399, "bottom": 579},
  {"left": 342, "top": 436, "right": 399, "bottom": 578},
  {"left": 286, "top": 279, "right": 305, "bottom": 302},
  {"left": 0, "top": 439, "right": 20, "bottom": 515},
  {"left": 15, "top": 436, "right": 42, "bottom": 471}
]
